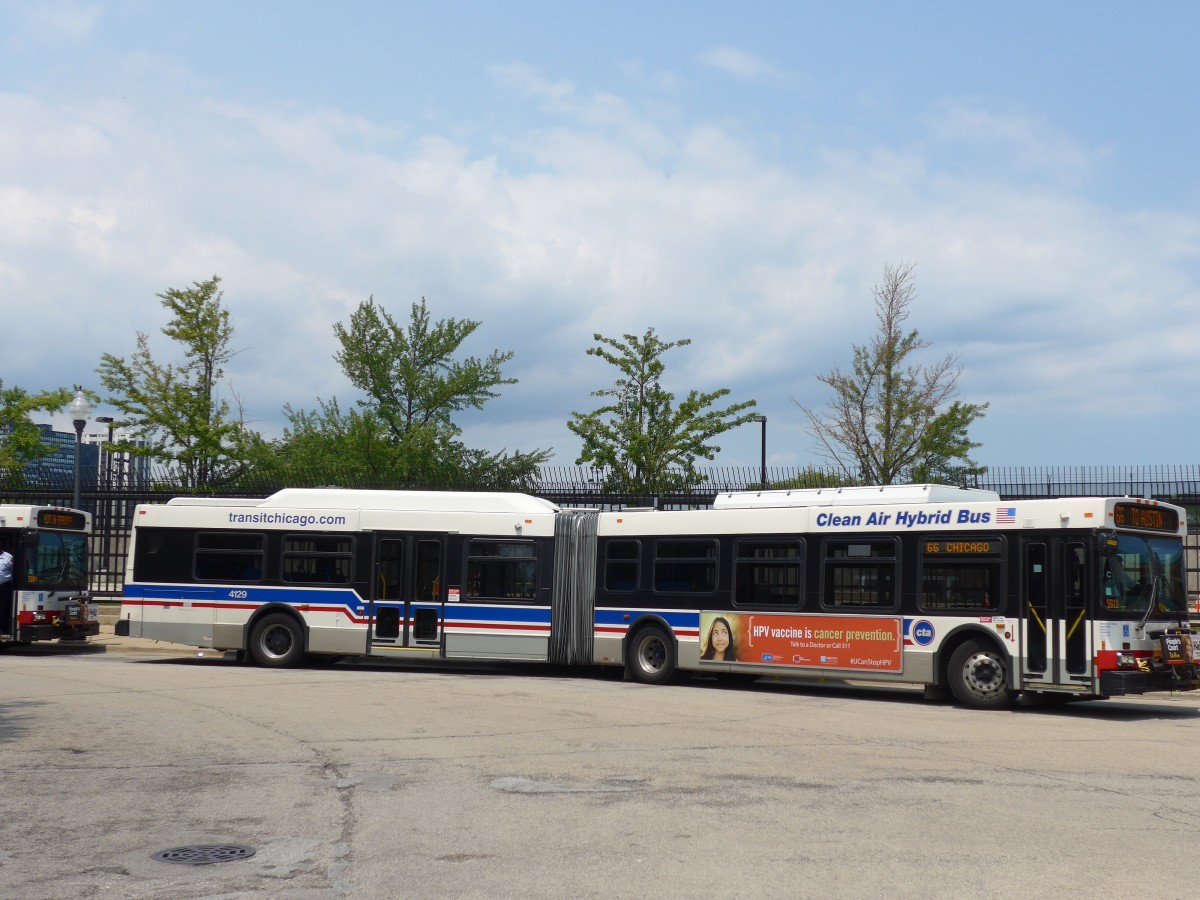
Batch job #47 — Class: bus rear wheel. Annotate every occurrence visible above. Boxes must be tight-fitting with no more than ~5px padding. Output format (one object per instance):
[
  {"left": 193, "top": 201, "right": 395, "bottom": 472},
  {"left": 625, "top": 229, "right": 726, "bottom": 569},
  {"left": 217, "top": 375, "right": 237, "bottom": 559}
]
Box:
[
  {"left": 628, "top": 625, "right": 677, "bottom": 685},
  {"left": 249, "top": 612, "right": 305, "bottom": 668},
  {"left": 947, "top": 639, "right": 1013, "bottom": 709}
]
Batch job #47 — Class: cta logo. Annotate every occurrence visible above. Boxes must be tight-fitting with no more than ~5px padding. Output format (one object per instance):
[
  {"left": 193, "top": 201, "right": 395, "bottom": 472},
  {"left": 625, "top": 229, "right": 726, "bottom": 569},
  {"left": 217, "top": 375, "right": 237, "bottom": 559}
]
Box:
[{"left": 911, "top": 620, "right": 935, "bottom": 646}]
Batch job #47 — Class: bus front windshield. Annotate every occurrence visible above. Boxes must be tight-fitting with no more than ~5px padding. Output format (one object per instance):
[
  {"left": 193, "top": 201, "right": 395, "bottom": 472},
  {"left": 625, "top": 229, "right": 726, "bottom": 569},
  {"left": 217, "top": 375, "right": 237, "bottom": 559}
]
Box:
[
  {"left": 26, "top": 532, "right": 88, "bottom": 590},
  {"left": 1103, "top": 533, "right": 1187, "bottom": 616}
]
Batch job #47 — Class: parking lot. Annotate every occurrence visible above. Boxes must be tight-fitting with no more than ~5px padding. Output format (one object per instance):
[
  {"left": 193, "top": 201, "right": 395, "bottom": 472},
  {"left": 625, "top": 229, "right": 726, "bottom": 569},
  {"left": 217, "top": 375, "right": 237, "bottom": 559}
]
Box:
[{"left": 3, "top": 635, "right": 1199, "bottom": 899}]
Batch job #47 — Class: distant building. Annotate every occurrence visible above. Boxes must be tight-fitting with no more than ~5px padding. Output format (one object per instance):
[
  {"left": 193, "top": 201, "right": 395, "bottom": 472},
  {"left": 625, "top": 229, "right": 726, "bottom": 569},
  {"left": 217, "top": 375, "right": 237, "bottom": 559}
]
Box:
[
  {"left": 21, "top": 424, "right": 101, "bottom": 488},
  {"left": 0, "top": 423, "right": 151, "bottom": 491},
  {"left": 82, "top": 429, "right": 151, "bottom": 488}
]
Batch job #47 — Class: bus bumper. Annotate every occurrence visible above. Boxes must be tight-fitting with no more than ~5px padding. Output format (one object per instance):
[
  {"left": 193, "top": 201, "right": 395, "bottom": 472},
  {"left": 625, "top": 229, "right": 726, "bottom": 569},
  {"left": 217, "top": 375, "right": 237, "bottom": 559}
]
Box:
[
  {"left": 1099, "top": 670, "right": 1154, "bottom": 696},
  {"left": 1099, "top": 667, "right": 1197, "bottom": 697},
  {"left": 19, "top": 621, "right": 101, "bottom": 642}
]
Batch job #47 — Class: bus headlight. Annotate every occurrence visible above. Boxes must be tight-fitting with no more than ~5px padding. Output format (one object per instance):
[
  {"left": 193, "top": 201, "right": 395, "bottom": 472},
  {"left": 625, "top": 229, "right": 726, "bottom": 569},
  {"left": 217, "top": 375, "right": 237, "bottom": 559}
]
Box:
[
  {"left": 32, "top": 611, "right": 46, "bottom": 623},
  {"left": 1116, "top": 652, "right": 1136, "bottom": 668}
]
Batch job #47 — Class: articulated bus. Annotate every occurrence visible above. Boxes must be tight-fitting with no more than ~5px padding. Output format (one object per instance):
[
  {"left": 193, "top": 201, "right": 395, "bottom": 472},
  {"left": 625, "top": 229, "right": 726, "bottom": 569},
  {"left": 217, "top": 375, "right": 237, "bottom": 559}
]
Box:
[
  {"left": 0, "top": 504, "right": 99, "bottom": 645},
  {"left": 115, "top": 485, "right": 1197, "bottom": 709}
]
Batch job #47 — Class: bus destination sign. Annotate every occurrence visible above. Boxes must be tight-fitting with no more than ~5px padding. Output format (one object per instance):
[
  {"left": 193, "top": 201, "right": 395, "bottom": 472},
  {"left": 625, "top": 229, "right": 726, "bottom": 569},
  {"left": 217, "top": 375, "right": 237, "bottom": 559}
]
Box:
[
  {"left": 1112, "top": 502, "right": 1179, "bottom": 533},
  {"left": 36, "top": 509, "right": 87, "bottom": 530},
  {"left": 923, "top": 539, "right": 1002, "bottom": 557}
]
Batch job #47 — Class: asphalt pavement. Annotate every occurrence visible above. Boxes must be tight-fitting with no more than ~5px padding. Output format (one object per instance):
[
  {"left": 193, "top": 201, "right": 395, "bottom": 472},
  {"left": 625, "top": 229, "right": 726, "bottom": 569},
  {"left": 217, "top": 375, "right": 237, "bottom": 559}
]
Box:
[{"left": 5, "top": 627, "right": 1199, "bottom": 900}]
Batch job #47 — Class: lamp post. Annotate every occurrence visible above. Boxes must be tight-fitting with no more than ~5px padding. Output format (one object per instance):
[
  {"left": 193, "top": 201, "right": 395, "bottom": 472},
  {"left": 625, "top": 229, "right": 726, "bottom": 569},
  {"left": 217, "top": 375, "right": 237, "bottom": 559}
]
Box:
[
  {"left": 752, "top": 414, "right": 767, "bottom": 489},
  {"left": 68, "top": 388, "right": 91, "bottom": 510}
]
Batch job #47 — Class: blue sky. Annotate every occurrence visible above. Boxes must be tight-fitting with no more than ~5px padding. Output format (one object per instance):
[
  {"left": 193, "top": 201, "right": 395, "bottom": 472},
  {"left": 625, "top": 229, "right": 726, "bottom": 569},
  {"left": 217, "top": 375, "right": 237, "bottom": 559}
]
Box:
[{"left": 3, "top": 1, "right": 1199, "bottom": 472}]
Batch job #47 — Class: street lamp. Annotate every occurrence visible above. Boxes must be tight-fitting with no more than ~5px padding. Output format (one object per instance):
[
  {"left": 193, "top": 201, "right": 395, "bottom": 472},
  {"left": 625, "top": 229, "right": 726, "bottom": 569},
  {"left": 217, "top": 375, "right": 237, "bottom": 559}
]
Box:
[
  {"left": 68, "top": 388, "right": 91, "bottom": 509},
  {"left": 752, "top": 414, "right": 767, "bottom": 489}
]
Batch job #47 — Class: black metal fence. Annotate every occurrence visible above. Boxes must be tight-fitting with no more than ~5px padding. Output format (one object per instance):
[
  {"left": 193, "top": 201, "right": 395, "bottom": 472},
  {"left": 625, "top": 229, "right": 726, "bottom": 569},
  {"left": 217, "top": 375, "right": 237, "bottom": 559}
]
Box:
[{"left": 5, "top": 464, "right": 1200, "bottom": 599}]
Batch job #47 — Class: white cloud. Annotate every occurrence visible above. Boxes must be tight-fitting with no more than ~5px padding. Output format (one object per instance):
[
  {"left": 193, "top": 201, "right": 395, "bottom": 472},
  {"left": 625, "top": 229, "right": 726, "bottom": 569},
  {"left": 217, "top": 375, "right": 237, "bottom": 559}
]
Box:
[
  {"left": 618, "top": 59, "right": 684, "bottom": 94},
  {"left": 2, "top": 1, "right": 103, "bottom": 48},
  {"left": 696, "top": 46, "right": 797, "bottom": 88},
  {"left": 922, "top": 100, "right": 1108, "bottom": 184},
  {"left": 489, "top": 62, "right": 576, "bottom": 105},
  {"left": 6, "top": 62, "right": 1200, "bottom": 470}
]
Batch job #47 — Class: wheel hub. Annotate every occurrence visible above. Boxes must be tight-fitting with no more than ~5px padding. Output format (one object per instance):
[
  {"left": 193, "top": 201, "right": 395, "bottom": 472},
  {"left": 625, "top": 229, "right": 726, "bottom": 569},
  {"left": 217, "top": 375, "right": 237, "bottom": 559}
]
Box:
[
  {"left": 966, "top": 654, "right": 1001, "bottom": 693},
  {"left": 642, "top": 640, "right": 665, "bottom": 670},
  {"left": 264, "top": 627, "right": 292, "bottom": 657}
]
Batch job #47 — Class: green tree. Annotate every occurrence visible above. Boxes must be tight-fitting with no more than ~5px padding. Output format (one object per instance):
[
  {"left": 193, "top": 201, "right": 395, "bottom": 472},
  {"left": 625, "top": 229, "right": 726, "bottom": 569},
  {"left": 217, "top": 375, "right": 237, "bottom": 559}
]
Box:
[
  {"left": 797, "top": 263, "right": 987, "bottom": 485},
  {"left": 258, "top": 297, "right": 548, "bottom": 488},
  {"left": 334, "top": 297, "right": 517, "bottom": 441},
  {"left": 97, "top": 275, "right": 253, "bottom": 489},
  {"left": 0, "top": 380, "right": 76, "bottom": 484},
  {"left": 569, "top": 328, "right": 758, "bottom": 497},
  {"left": 770, "top": 467, "right": 852, "bottom": 490},
  {"left": 240, "top": 398, "right": 397, "bottom": 487}
]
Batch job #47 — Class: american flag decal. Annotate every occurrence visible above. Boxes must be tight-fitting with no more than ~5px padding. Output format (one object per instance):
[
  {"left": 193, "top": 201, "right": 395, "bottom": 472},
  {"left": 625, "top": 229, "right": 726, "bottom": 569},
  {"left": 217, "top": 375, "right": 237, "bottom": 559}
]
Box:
[{"left": 996, "top": 507, "right": 1017, "bottom": 523}]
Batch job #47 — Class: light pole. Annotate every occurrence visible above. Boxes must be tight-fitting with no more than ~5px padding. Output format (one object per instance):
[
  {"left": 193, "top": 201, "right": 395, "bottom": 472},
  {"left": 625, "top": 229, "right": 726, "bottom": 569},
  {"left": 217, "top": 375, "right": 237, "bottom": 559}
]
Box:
[
  {"left": 68, "top": 388, "right": 92, "bottom": 510},
  {"left": 752, "top": 414, "right": 767, "bottom": 489}
]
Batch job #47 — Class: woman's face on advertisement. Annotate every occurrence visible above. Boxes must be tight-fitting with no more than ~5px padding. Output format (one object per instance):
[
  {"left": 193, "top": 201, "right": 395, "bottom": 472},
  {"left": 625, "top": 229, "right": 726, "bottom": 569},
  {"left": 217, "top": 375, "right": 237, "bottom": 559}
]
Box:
[{"left": 711, "top": 621, "right": 730, "bottom": 652}]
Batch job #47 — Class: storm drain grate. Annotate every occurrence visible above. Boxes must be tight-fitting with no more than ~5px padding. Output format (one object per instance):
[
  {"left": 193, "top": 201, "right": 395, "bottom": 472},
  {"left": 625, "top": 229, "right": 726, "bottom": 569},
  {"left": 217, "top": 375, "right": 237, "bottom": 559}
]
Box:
[{"left": 152, "top": 844, "right": 256, "bottom": 866}]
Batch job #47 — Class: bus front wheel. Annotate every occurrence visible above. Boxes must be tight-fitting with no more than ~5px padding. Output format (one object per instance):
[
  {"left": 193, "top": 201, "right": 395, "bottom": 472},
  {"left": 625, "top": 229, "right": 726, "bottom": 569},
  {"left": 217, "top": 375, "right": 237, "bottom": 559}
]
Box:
[
  {"left": 249, "top": 613, "right": 305, "bottom": 668},
  {"left": 627, "top": 625, "right": 677, "bottom": 685},
  {"left": 947, "top": 639, "right": 1013, "bottom": 709}
]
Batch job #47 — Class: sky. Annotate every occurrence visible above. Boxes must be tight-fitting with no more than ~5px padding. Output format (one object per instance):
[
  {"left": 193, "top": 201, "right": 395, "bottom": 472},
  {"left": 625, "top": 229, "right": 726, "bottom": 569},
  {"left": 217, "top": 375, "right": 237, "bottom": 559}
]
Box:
[{"left": 3, "top": 1, "right": 1199, "bottom": 474}]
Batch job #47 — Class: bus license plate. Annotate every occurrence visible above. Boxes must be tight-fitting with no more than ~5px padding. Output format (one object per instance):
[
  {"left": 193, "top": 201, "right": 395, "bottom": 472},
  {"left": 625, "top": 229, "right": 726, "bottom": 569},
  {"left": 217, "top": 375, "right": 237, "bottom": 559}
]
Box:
[{"left": 67, "top": 604, "right": 81, "bottom": 621}]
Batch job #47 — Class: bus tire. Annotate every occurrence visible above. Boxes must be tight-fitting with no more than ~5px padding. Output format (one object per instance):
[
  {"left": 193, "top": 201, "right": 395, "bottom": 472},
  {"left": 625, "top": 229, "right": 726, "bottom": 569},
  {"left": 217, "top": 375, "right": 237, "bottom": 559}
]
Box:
[
  {"left": 627, "top": 624, "right": 677, "bottom": 685},
  {"left": 947, "top": 639, "right": 1013, "bottom": 710},
  {"left": 248, "top": 612, "right": 305, "bottom": 668}
]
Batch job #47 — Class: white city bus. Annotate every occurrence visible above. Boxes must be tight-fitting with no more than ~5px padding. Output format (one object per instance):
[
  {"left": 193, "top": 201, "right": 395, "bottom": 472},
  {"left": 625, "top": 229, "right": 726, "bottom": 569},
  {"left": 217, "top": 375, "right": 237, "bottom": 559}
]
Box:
[
  {"left": 1, "top": 504, "right": 99, "bottom": 644},
  {"left": 115, "top": 485, "right": 1196, "bottom": 709}
]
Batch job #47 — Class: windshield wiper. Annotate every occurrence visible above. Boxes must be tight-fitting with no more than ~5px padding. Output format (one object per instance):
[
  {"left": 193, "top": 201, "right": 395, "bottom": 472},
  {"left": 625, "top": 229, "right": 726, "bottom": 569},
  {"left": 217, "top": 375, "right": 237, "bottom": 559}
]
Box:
[{"left": 1137, "top": 575, "right": 1160, "bottom": 632}]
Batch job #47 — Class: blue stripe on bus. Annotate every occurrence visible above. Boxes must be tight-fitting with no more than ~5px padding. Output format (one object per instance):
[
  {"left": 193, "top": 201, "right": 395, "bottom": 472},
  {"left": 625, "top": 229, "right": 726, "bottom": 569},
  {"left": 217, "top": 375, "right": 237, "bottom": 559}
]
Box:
[
  {"left": 124, "top": 583, "right": 364, "bottom": 612},
  {"left": 126, "top": 585, "right": 556, "bottom": 627},
  {"left": 594, "top": 608, "right": 701, "bottom": 631},
  {"left": 443, "top": 605, "right": 550, "bottom": 624},
  {"left": 126, "top": 584, "right": 700, "bottom": 635}
]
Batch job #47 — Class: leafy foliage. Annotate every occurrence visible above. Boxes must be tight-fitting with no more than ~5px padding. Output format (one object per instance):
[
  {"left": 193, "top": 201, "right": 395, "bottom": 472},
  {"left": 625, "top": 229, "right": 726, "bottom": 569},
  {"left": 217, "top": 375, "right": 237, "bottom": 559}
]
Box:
[
  {"left": 97, "top": 276, "right": 254, "bottom": 489},
  {"left": 568, "top": 328, "right": 758, "bottom": 496},
  {"left": 252, "top": 297, "right": 548, "bottom": 489},
  {"left": 239, "top": 399, "right": 396, "bottom": 486},
  {"left": 797, "top": 263, "right": 987, "bottom": 485},
  {"left": 334, "top": 297, "right": 519, "bottom": 441},
  {"left": 768, "top": 467, "right": 853, "bottom": 490},
  {"left": 0, "top": 380, "right": 75, "bottom": 484}
]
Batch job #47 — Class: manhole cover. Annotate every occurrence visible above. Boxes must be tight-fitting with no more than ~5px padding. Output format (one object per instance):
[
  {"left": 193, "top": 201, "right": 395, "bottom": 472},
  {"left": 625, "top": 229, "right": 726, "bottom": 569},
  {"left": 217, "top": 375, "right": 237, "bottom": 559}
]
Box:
[{"left": 151, "top": 844, "right": 256, "bottom": 866}]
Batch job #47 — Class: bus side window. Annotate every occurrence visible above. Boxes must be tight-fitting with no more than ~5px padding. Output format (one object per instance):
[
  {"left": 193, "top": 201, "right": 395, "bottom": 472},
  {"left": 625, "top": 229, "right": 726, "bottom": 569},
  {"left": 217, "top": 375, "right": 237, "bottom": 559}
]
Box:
[
  {"left": 195, "top": 532, "right": 265, "bottom": 582},
  {"left": 822, "top": 539, "right": 898, "bottom": 609},
  {"left": 603, "top": 540, "right": 639, "bottom": 592},
  {"left": 465, "top": 540, "right": 537, "bottom": 601}
]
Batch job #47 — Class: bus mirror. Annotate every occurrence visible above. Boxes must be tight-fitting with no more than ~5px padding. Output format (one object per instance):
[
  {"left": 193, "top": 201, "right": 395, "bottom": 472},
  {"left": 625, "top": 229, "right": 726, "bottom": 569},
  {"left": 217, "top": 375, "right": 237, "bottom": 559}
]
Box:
[
  {"left": 1097, "top": 530, "right": 1118, "bottom": 557},
  {"left": 22, "top": 527, "right": 39, "bottom": 550}
]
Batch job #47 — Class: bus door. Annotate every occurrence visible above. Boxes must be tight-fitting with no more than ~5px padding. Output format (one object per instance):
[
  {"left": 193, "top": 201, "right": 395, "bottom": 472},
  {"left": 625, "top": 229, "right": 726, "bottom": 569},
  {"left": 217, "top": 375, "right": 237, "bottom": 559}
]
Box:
[
  {"left": 0, "top": 529, "right": 16, "bottom": 638},
  {"left": 1021, "top": 539, "right": 1093, "bottom": 693},
  {"left": 369, "top": 534, "right": 445, "bottom": 653}
]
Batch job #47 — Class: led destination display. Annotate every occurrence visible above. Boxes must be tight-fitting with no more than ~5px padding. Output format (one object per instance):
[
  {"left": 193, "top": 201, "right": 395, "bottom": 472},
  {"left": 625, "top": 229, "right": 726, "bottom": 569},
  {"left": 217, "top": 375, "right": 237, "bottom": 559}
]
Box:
[
  {"left": 35, "top": 510, "right": 87, "bottom": 530},
  {"left": 1112, "top": 502, "right": 1179, "bottom": 534}
]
